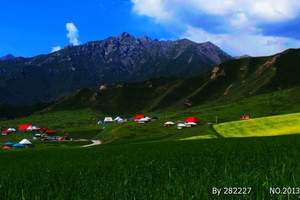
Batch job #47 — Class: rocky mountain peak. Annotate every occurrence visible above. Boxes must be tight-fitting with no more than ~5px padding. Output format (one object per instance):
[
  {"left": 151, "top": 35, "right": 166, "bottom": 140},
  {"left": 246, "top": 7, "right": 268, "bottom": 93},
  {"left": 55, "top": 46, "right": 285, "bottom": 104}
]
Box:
[
  {"left": 120, "top": 32, "right": 132, "bottom": 38},
  {"left": 0, "top": 54, "right": 15, "bottom": 61},
  {"left": 0, "top": 33, "right": 232, "bottom": 105}
]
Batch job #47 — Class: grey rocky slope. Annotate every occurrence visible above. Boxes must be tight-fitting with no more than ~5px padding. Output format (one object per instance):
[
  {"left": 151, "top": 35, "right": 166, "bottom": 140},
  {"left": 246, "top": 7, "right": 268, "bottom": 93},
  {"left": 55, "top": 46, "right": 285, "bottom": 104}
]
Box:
[{"left": 0, "top": 32, "right": 231, "bottom": 105}]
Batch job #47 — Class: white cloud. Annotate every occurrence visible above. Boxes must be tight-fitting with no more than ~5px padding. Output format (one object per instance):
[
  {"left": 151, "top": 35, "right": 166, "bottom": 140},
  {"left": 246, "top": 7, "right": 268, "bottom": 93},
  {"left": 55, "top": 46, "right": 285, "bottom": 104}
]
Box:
[
  {"left": 66, "top": 22, "right": 80, "bottom": 46},
  {"left": 183, "top": 25, "right": 300, "bottom": 56},
  {"left": 131, "top": 0, "right": 300, "bottom": 56},
  {"left": 131, "top": 0, "right": 171, "bottom": 22},
  {"left": 229, "top": 12, "right": 248, "bottom": 28},
  {"left": 132, "top": 0, "right": 300, "bottom": 23},
  {"left": 51, "top": 46, "right": 62, "bottom": 53},
  {"left": 193, "top": 0, "right": 300, "bottom": 22}
]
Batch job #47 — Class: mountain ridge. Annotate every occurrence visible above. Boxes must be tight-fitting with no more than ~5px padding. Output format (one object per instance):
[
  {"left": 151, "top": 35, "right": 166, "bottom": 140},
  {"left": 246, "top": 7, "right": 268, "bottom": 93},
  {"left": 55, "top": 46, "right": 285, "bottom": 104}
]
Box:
[{"left": 0, "top": 33, "right": 231, "bottom": 105}]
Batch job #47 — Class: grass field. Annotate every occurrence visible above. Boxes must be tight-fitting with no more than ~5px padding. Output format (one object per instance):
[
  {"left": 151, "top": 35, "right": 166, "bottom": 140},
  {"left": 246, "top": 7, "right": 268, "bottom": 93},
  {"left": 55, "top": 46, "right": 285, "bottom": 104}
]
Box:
[
  {"left": 1, "top": 135, "right": 300, "bottom": 199},
  {"left": 0, "top": 109, "right": 102, "bottom": 140},
  {"left": 1, "top": 87, "right": 300, "bottom": 144},
  {"left": 1, "top": 87, "right": 300, "bottom": 199},
  {"left": 214, "top": 112, "right": 300, "bottom": 137},
  {"left": 96, "top": 87, "right": 300, "bottom": 143}
]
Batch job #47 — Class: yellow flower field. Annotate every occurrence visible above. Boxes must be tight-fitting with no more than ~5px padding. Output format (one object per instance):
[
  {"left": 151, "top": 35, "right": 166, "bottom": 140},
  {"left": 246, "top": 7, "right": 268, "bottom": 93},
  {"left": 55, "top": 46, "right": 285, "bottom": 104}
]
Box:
[{"left": 214, "top": 113, "right": 300, "bottom": 137}]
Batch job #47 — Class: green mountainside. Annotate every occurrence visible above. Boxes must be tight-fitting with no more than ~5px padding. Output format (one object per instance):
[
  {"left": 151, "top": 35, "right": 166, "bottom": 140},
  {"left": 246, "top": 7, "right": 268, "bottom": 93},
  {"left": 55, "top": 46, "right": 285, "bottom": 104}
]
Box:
[{"left": 41, "top": 48, "right": 300, "bottom": 115}]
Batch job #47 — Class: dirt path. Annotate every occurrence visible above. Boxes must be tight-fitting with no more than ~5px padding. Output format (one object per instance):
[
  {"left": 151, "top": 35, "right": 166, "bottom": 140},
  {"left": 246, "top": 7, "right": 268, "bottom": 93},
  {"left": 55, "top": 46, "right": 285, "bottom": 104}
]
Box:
[{"left": 81, "top": 140, "right": 102, "bottom": 148}]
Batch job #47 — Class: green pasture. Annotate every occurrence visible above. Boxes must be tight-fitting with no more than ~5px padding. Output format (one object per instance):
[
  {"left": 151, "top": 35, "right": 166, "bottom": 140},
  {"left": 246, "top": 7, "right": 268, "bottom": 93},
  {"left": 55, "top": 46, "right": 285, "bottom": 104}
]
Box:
[
  {"left": 1, "top": 135, "right": 300, "bottom": 199},
  {"left": 214, "top": 112, "right": 300, "bottom": 137}
]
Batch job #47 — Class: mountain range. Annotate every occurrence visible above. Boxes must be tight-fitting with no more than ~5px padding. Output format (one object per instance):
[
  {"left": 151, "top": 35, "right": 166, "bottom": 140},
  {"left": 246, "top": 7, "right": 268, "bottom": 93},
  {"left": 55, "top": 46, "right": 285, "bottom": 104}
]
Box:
[
  {"left": 0, "top": 32, "right": 231, "bottom": 105},
  {"left": 1, "top": 32, "right": 300, "bottom": 120},
  {"left": 46, "top": 48, "right": 300, "bottom": 115}
]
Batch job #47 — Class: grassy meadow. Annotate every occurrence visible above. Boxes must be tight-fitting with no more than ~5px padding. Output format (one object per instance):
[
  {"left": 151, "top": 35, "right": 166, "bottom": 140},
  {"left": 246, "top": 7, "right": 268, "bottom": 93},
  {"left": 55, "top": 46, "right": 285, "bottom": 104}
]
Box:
[
  {"left": 1, "top": 136, "right": 300, "bottom": 199},
  {"left": 214, "top": 112, "right": 300, "bottom": 137},
  {"left": 1, "top": 87, "right": 300, "bottom": 144},
  {"left": 0, "top": 87, "right": 300, "bottom": 199},
  {"left": 0, "top": 109, "right": 102, "bottom": 140}
]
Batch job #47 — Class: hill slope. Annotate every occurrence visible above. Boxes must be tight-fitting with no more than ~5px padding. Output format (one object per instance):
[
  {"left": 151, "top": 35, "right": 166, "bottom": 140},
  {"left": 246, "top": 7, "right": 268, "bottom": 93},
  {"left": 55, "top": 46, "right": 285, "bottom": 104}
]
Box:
[
  {"left": 173, "top": 48, "right": 300, "bottom": 106},
  {"left": 44, "top": 48, "right": 300, "bottom": 115},
  {"left": 1, "top": 47, "right": 300, "bottom": 120}
]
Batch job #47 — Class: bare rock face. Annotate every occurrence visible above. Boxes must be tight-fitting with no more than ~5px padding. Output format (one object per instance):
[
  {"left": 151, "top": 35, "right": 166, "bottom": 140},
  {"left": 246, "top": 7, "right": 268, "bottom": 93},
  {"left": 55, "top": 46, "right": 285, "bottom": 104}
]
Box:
[{"left": 0, "top": 33, "right": 231, "bottom": 105}]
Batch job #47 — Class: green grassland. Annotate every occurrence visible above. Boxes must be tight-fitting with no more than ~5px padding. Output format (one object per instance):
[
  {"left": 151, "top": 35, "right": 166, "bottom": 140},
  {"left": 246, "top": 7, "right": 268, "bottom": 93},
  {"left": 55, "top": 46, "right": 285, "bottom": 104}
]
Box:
[
  {"left": 1, "top": 135, "right": 300, "bottom": 199},
  {"left": 1, "top": 86, "right": 300, "bottom": 144},
  {"left": 1, "top": 86, "right": 300, "bottom": 199},
  {"left": 0, "top": 109, "right": 102, "bottom": 140},
  {"left": 214, "top": 112, "right": 300, "bottom": 137},
  {"left": 96, "top": 86, "right": 300, "bottom": 143}
]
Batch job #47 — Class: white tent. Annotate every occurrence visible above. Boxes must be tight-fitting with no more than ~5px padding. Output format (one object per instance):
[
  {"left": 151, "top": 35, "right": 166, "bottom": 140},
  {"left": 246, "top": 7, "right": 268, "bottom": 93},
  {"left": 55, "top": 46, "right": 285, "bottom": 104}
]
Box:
[
  {"left": 19, "top": 139, "right": 32, "bottom": 145},
  {"left": 104, "top": 117, "right": 114, "bottom": 123},
  {"left": 177, "top": 123, "right": 187, "bottom": 129},
  {"left": 139, "top": 117, "right": 151, "bottom": 123},
  {"left": 164, "top": 121, "right": 175, "bottom": 126},
  {"left": 186, "top": 122, "right": 197, "bottom": 126},
  {"left": 185, "top": 123, "right": 192, "bottom": 128},
  {"left": 144, "top": 116, "right": 151, "bottom": 121},
  {"left": 115, "top": 117, "right": 126, "bottom": 122},
  {"left": 138, "top": 118, "right": 148, "bottom": 123},
  {"left": 7, "top": 128, "right": 16, "bottom": 132},
  {"left": 115, "top": 117, "right": 127, "bottom": 123},
  {"left": 114, "top": 116, "right": 123, "bottom": 121},
  {"left": 26, "top": 125, "right": 39, "bottom": 131}
]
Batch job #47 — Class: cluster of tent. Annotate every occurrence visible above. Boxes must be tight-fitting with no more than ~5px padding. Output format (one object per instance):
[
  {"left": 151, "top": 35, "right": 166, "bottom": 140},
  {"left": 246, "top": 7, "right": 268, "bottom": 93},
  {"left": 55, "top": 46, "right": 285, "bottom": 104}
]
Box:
[
  {"left": 133, "top": 114, "right": 158, "bottom": 123},
  {"left": 98, "top": 116, "right": 127, "bottom": 124},
  {"left": 1, "top": 123, "right": 61, "bottom": 144},
  {"left": 1, "top": 128, "right": 16, "bottom": 135},
  {"left": 32, "top": 128, "right": 67, "bottom": 142},
  {"left": 98, "top": 114, "right": 158, "bottom": 125},
  {"left": 18, "top": 124, "right": 40, "bottom": 132},
  {"left": 2, "top": 139, "right": 32, "bottom": 150},
  {"left": 1, "top": 123, "right": 57, "bottom": 136},
  {"left": 164, "top": 116, "right": 200, "bottom": 129},
  {"left": 1, "top": 123, "right": 40, "bottom": 135}
]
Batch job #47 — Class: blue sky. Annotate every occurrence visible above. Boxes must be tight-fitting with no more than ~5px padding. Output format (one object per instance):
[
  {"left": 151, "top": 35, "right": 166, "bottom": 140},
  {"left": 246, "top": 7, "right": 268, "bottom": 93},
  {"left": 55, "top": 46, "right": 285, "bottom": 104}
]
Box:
[{"left": 1, "top": 0, "right": 300, "bottom": 57}]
